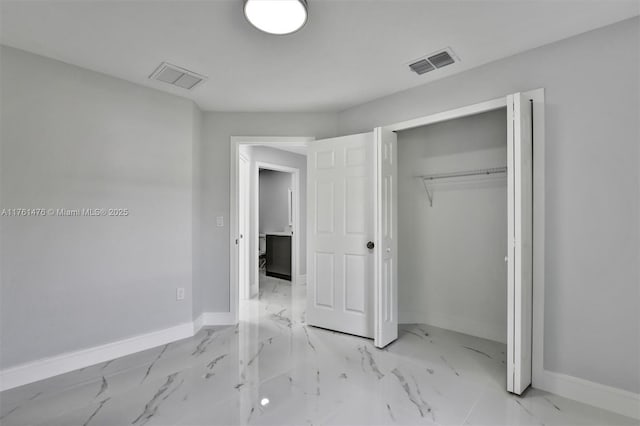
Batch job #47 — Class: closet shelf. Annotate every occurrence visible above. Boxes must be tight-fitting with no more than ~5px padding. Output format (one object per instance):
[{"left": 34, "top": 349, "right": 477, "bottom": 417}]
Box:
[{"left": 417, "top": 166, "right": 507, "bottom": 207}]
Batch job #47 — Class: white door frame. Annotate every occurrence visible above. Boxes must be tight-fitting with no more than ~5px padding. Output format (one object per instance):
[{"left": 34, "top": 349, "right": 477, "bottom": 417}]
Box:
[
  {"left": 238, "top": 153, "right": 251, "bottom": 301},
  {"left": 381, "top": 88, "right": 545, "bottom": 389},
  {"left": 230, "top": 136, "right": 314, "bottom": 322}
]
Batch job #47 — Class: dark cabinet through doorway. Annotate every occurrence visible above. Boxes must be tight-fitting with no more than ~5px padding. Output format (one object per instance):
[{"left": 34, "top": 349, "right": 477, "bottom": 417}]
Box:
[{"left": 265, "top": 234, "right": 291, "bottom": 281}]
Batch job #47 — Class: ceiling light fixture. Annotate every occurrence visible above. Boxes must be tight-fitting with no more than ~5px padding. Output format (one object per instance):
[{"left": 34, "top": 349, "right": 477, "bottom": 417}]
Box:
[{"left": 244, "top": 0, "right": 308, "bottom": 35}]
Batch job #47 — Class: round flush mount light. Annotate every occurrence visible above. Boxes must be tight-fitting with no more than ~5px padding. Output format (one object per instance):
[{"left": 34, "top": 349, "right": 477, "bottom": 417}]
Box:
[{"left": 244, "top": 0, "right": 308, "bottom": 35}]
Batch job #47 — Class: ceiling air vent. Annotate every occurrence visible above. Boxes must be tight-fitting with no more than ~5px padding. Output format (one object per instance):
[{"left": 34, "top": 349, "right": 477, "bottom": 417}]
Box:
[
  {"left": 408, "top": 47, "right": 459, "bottom": 76},
  {"left": 149, "top": 62, "right": 207, "bottom": 90},
  {"left": 408, "top": 59, "right": 435, "bottom": 75},
  {"left": 428, "top": 51, "right": 455, "bottom": 68}
]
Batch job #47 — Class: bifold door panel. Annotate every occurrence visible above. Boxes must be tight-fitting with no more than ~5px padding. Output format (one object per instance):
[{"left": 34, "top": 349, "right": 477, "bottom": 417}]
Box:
[
  {"left": 507, "top": 92, "right": 533, "bottom": 395},
  {"left": 374, "top": 128, "right": 398, "bottom": 348}
]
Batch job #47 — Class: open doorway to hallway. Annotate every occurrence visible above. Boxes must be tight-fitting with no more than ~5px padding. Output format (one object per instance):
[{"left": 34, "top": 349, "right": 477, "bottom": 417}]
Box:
[
  {"left": 258, "top": 168, "right": 294, "bottom": 282},
  {"left": 232, "top": 138, "right": 311, "bottom": 321}
]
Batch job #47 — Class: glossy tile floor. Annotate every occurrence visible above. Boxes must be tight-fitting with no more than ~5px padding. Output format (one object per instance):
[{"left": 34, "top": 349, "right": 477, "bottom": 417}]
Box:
[{"left": 1, "top": 276, "right": 637, "bottom": 426}]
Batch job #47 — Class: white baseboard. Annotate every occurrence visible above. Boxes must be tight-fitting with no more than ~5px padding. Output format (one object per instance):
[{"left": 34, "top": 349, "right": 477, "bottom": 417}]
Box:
[
  {"left": 0, "top": 311, "right": 238, "bottom": 392},
  {"left": 535, "top": 369, "right": 640, "bottom": 420},
  {"left": 0, "top": 322, "right": 194, "bottom": 392},
  {"left": 201, "top": 311, "right": 236, "bottom": 326},
  {"left": 296, "top": 274, "right": 307, "bottom": 285},
  {"left": 193, "top": 314, "right": 205, "bottom": 335}
]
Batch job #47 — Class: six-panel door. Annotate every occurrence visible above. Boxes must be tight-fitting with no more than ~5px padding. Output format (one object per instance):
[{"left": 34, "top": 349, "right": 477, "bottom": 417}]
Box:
[{"left": 307, "top": 132, "right": 375, "bottom": 338}]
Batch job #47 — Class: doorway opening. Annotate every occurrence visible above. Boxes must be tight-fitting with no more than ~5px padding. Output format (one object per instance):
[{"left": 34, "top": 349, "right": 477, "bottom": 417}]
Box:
[
  {"left": 231, "top": 137, "right": 312, "bottom": 322},
  {"left": 258, "top": 166, "right": 295, "bottom": 283},
  {"left": 384, "top": 90, "right": 542, "bottom": 395},
  {"left": 396, "top": 106, "right": 510, "bottom": 385}
]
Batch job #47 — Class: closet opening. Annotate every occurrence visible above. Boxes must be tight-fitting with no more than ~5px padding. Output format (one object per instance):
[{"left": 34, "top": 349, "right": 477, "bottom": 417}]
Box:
[{"left": 396, "top": 107, "right": 510, "bottom": 386}]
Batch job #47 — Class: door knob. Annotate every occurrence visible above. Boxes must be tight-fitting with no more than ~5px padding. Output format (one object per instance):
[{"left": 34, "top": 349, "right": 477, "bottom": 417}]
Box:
[{"left": 367, "top": 241, "right": 375, "bottom": 250}]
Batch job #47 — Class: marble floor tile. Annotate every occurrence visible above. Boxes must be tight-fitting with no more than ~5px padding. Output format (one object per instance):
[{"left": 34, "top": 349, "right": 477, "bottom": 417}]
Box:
[{"left": 1, "top": 275, "right": 637, "bottom": 426}]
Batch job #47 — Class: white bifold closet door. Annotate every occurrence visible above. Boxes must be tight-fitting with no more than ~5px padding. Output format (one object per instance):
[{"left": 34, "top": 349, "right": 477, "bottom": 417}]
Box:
[
  {"left": 307, "top": 130, "right": 398, "bottom": 348},
  {"left": 374, "top": 128, "right": 398, "bottom": 348},
  {"left": 507, "top": 92, "right": 533, "bottom": 395}
]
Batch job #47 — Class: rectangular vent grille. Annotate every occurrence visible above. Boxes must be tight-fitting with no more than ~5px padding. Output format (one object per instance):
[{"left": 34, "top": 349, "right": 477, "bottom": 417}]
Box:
[
  {"left": 408, "top": 48, "right": 458, "bottom": 76},
  {"left": 149, "top": 62, "right": 207, "bottom": 90},
  {"left": 409, "top": 59, "right": 435, "bottom": 75},
  {"left": 428, "top": 51, "right": 455, "bottom": 68}
]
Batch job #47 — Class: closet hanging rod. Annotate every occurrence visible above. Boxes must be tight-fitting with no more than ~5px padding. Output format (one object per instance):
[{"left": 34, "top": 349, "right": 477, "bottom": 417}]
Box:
[
  {"left": 417, "top": 166, "right": 507, "bottom": 181},
  {"left": 416, "top": 166, "right": 507, "bottom": 207}
]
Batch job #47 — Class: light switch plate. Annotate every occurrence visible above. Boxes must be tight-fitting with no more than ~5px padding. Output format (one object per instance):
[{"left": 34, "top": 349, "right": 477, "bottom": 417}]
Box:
[
  {"left": 216, "top": 216, "right": 224, "bottom": 227},
  {"left": 176, "top": 287, "right": 185, "bottom": 301}
]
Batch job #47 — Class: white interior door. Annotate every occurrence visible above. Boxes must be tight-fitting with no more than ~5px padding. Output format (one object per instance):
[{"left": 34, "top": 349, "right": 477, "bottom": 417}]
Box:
[
  {"left": 507, "top": 92, "right": 533, "bottom": 395},
  {"left": 239, "top": 154, "right": 250, "bottom": 300},
  {"left": 307, "top": 132, "right": 375, "bottom": 338},
  {"left": 374, "top": 127, "right": 398, "bottom": 348}
]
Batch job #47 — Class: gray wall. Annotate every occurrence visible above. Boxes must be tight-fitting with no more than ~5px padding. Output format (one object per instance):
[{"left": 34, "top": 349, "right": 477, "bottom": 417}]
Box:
[
  {"left": 199, "top": 113, "right": 338, "bottom": 312},
  {"left": 397, "top": 109, "right": 508, "bottom": 344},
  {"left": 192, "top": 104, "right": 204, "bottom": 322},
  {"left": 338, "top": 18, "right": 640, "bottom": 393},
  {"left": 0, "top": 46, "right": 199, "bottom": 368},
  {"left": 259, "top": 170, "right": 293, "bottom": 234},
  {"left": 0, "top": 47, "right": 336, "bottom": 367}
]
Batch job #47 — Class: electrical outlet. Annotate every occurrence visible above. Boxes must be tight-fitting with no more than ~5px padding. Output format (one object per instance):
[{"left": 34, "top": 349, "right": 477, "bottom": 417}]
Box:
[
  {"left": 216, "top": 216, "right": 224, "bottom": 227},
  {"left": 176, "top": 287, "right": 185, "bottom": 301}
]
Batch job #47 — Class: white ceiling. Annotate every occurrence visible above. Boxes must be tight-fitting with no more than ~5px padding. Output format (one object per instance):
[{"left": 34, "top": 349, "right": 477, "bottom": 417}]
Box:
[{"left": 1, "top": 0, "right": 638, "bottom": 112}]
